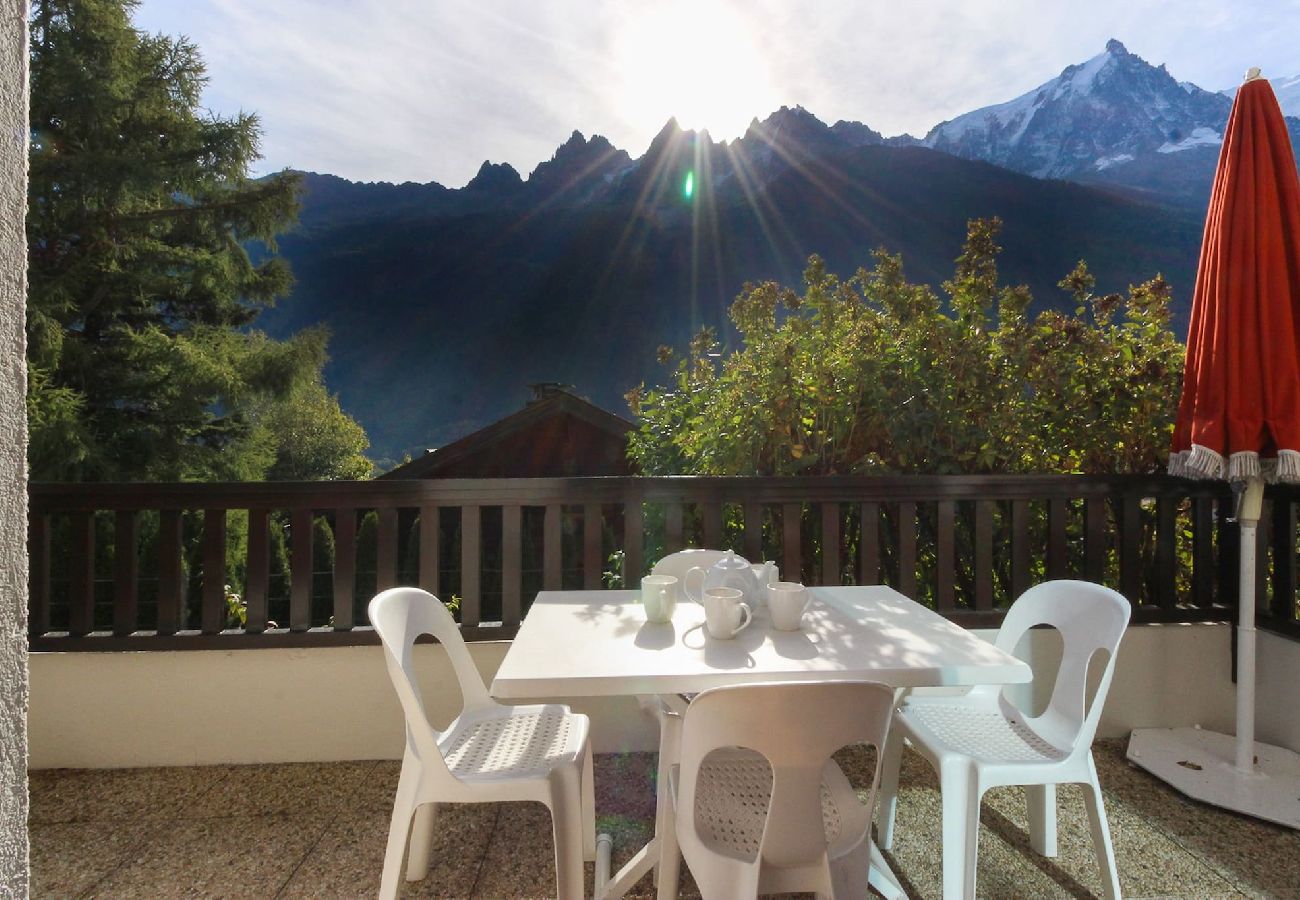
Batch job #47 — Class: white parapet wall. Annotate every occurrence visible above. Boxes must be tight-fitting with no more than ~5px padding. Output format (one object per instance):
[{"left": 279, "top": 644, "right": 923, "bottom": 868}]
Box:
[
  {"left": 1257, "top": 627, "right": 1300, "bottom": 753},
  {"left": 29, "top": 621, "right": 1245, "bottom": 769}
]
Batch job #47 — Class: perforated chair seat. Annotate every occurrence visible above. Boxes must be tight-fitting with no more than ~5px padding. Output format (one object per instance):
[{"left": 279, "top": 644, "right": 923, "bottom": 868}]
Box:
[
  {"left": 672, "top": 749, "right": 864, "bottom": 864},
  {"left": 442, "top": 706, "right": 585, "bottom": 780},
  {"left": 902, "top": 702, "right": 1068, "bottom": 764}
]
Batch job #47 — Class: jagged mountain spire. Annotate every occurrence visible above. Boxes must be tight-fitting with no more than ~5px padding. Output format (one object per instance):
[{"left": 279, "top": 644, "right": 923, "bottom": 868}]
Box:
[{"left": 924, "top": 39, "right": 1231, "bottom": 178}]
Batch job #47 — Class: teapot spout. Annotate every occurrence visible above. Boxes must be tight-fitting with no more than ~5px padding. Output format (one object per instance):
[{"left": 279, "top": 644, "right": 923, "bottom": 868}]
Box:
[{"left": 758, "top": 560, "right": 778, "bottom": 586}]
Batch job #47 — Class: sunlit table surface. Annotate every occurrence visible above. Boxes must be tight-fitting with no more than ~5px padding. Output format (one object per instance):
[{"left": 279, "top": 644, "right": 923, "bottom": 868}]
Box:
[{"left": 492, "top": 585, "right": 1031, "bottom": 699}]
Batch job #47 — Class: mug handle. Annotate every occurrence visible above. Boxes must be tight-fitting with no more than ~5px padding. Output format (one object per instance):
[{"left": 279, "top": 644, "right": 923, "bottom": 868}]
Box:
[
  {"left": 731, "top": 602, "right": 752, "bottom": 637},
  {"left": 685, "top": 566, "right": 706, "bottom": 604}
]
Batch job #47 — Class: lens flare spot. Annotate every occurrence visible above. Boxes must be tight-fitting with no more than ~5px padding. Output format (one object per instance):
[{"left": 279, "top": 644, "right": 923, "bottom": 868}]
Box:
[{"left": 683, "top": 170, "right": 695, "bottom": 200}]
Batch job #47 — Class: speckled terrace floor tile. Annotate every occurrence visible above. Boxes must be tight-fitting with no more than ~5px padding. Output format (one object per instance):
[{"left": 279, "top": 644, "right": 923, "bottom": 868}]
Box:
[
  {"left": 351, "top": 759, "right": 403, "bottom": 814},
  {"left": 1094, "top": 740, "right": 1300, "bottom": 899},
  {"left": 30, "top": 820, "right": 157, "bottom": 898},
  {"left": 83, "top": 812, "right": 329, "bottom": 899},
  {"left": 280, "top": 803, "right": 497, "bottom": 898},
  {"left": 29, "top": 766, "right": 220, "bottom": 824},
  {"left": 181, "top": 760, "right": 379, "bottom": 818},
  {"left": 472, "top": 801, "right": 572, "bottom": 898},
  {"left": 28, "top": 740, "right": 1300, "bottom": 899}
]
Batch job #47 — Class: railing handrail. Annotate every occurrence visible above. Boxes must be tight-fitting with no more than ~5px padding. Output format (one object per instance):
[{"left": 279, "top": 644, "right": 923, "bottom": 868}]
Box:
[{"left": 28, "top": 472, "right": 1234, "bottom": 511}]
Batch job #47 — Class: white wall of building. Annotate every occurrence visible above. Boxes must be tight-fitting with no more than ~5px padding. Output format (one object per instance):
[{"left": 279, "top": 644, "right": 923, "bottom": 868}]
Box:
[{"left": 29, "top": 622, "right": 1243, "bottom": 769}]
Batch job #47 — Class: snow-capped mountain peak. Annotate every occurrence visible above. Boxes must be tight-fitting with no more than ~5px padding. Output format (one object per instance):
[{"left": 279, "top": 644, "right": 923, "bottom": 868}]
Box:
[{"left": 925, "top": 39, "right": 1230, "bottom": 179}]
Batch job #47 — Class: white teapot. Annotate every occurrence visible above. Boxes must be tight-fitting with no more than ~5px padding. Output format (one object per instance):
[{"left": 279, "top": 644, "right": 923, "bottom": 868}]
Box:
[{"left": 684, "top": 550, "right": 777, "bottom": 607}]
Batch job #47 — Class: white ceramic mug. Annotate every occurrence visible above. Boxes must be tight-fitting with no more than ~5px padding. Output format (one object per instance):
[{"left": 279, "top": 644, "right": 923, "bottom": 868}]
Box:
[
  {"left": 767, "top": 581, "right": 810, "bottom": 631},
  {"left": 641, "top": 574, "right": 678, "bottom": 624},
  {"left": 702, "top": 586, "right": 751, "bottom": 639}
]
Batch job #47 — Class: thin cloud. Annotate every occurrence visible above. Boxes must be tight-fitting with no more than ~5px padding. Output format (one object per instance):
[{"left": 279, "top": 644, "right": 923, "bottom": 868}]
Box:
[{"left": 132, "top": 0, "right": 1300, "bottom": 185}]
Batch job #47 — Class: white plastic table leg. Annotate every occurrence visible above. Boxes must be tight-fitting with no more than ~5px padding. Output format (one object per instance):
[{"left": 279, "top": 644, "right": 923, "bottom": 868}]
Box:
[
  {"left": 867, "top": 840, "right": 908, "bottom": 900},
  {"left": 594, "top": 833, "right": 613, "bottom": 896}
]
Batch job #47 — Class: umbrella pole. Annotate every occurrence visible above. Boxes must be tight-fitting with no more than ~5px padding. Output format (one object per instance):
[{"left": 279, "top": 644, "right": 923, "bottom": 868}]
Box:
[{"left": 1234, "top": 475, "right": 1265, "bottom": 774}]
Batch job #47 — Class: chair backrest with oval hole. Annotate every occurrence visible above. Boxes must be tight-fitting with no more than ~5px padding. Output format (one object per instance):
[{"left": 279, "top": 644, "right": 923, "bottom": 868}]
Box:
[
  {"left": 994, "top": 580, "right": 1130, "bottom": 748},
  {"left": 368, "top": 587, "right": 492, "bottom": 765},
  {"left": 677, "top": 680, "right": 894, "bottom": 870}
]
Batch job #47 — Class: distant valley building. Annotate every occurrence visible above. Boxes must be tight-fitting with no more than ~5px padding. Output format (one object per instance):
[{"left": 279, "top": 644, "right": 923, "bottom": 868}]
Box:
[{"left": 381, "top": 384, "right": 635, "bottom": 478}]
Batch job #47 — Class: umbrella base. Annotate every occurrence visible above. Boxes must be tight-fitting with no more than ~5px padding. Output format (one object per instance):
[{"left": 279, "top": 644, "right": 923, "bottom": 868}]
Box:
[{"left": 1127, "top": 727, "right": 1300, "bottom": 829}]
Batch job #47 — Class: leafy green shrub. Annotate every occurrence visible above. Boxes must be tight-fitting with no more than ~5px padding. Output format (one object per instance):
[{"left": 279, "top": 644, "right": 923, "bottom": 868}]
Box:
[{"left": 628, "top": 218, "right": 1182, "bottom": 477}]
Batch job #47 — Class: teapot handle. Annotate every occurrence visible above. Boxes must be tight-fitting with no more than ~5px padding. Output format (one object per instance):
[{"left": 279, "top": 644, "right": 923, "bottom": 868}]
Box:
[{"left": 684, "top": 566, "right": 707, "bottom": 605}]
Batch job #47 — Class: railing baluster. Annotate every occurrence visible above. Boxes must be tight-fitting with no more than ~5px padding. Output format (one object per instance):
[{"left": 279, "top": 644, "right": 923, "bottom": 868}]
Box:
[
  {"left": 821, "top": 502, "right": 840, "bottom": 586},
  {"left": 936, "top": 500, "right": 955, "bottom": 611},
  {"left": 665, "top": 502, "right": 683, "bottom": 554},
  {"left": 544, "top": 503, "right": 562, "bottom": 590},
  {"left": 1155, "top": 497, "right": 1177, "bottom": 608},
  {"left": 1218, "top": 495, "right": 1240, "bottom": 610},
  {"left": 376, "top": 507, "right": 399, "bottom": 591},
  {"left": 1119, "top": 494, "right": 1142, "bottom": 604},
  {"left": 623, "top": 493, "right": 644, "bottom": 584},
  {"left": 703, "top": 501, "right": 722, "bottom": 549},
  {"left": 1271, "top": 494, "right": 1296, "bottom": 622},
  {"left": 289, "top": 507, "right": 313, "bottom": 631},
  {"left": 503, "top": 504, "right": 522, "bottom": 623},
  {"left": 157, "top": 509, "right": 184, "bottom": 635},
  {"left": 334, "top": 508, "right": 357, "bottom": 626},
  {"left": 859, "top": 502, "right": 879, "bottom": 585},
  {"left": 898, "top": 501, "right": 917, "bottom": 599},
  {"left": 28, "top": 512, "right": 49, "bottom": 637},
  {"left": 113, "top": 510, "right": 138, "bottom": 636},
  {"left": 245, "top": 509, "right": 269, "bottom": 633},
  {"left": 1193, "top": 496, "right": 1215, "bottom": 607},
  {"left": 582, "top": 503, "right": 602, "bottom": 590},
  {"left": 782, "top": 502, "right": 801, "bottom": 581},
  {"left": 975, "top": 500, "right": 993, "bottom": 611},
  {"left": 69, "top": 511, "right": 94, "bottom": 636},
  {"left": 461, "top": 505, "right": 482, "bottom": 626},
  {"left": 417, "top": 504, "right": 438, "bottom": 596},
  {"left": 1085, "top": 497, "right": 1107, "bottom": 582},
  {"left": 202, "top": 508, "right": 227, "bottom": 635},
  {"left": 1047, "top": 497, "right": 1067, "bottom": 579},
  {"left": 1011, "top": 500, "right": 1029, "bottom": 601},
  {"left": 743, "top": 502, "right": 762, "bottom": 561}
]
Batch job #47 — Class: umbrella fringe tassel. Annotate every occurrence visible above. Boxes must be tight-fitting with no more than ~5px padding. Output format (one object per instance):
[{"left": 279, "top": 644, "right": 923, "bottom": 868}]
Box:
[
  {"left": 1169, "top": 444, "right": 1227, "bottom": 480},
  {"left": 1169, "top": 446, "right": 1300, "bottom": 484}
]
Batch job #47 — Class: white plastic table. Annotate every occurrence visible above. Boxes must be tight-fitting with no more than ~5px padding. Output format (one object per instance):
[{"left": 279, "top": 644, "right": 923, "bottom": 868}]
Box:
[{"left": 491, "top": 585, "right": 1032, "bottom": 899}]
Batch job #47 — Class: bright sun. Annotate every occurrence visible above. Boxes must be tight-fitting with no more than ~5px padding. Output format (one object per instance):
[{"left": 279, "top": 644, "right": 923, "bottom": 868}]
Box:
[{"left": 612, "top": 0, "right": 779, "bottom": 143}]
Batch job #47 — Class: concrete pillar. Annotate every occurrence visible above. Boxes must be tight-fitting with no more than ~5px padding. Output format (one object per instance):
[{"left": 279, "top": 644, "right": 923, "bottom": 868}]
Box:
[{"left": 0, "top": 0, "right": 30, "bottom": 895}]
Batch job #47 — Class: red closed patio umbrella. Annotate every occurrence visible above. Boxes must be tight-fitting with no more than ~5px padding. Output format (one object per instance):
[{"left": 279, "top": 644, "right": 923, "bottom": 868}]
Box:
[{"left": 1129, "top": 69, "right": 1300, "bottom": 829}]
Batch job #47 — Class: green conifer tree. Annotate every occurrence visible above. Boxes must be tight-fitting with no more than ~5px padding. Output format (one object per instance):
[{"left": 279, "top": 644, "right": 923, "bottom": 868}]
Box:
[{"left": 26, "top": 0, "right": 366, "bottom": 480}]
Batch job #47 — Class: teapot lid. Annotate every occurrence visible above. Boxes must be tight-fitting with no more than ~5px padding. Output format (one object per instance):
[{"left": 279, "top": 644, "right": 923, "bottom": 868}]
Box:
[{"left": 713, "top": 549, "right": 750, "bottom": 570}]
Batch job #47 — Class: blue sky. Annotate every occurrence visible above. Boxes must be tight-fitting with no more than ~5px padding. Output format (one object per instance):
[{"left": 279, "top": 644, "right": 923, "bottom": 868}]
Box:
[{"left": 132, "top": 0, "right": 1299, "bottom": 187}]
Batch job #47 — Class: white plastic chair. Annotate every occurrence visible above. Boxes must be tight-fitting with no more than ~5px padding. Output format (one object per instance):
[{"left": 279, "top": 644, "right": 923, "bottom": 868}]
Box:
[
  {"left": 876, "top": 580, "right": 1130, "bottom": 900},
  {"left": 662, "top": 680, "right": 898, "bottom": 900},
  {"left": 368, "top": 587, "right": 596, "bottom": 900}
]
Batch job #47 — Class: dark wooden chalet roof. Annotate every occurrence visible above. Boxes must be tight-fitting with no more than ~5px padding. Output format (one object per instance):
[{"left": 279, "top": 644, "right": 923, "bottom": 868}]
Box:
[{"left": 380, "top": 386, "right": 635, "bottom": 479}]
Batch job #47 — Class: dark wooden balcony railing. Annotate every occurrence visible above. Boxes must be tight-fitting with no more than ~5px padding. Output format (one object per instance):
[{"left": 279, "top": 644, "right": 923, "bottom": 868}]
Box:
[{"left": 26, "top": 475, "right": 1300, "bottom": 651}]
